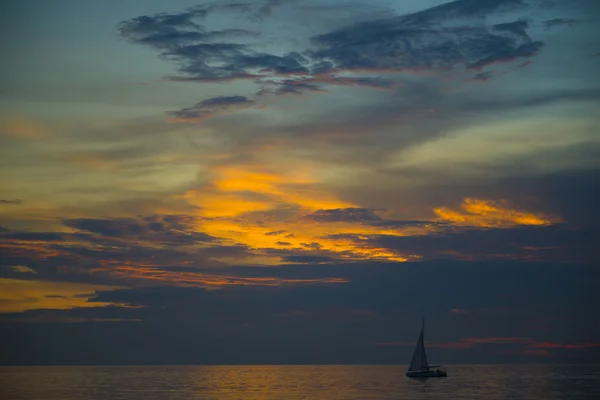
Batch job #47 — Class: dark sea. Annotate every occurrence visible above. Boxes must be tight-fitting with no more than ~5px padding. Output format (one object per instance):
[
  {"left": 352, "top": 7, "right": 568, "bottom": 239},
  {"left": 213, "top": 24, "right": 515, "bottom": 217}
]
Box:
[{"left": 1, "top": 364, "right": 599, "bottom": 400}]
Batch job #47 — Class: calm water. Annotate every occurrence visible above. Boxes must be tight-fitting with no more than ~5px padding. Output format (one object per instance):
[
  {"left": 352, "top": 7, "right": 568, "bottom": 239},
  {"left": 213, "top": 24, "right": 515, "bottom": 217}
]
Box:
[{"left": 1, "top": 365, "right": 599, "bottom": 400}]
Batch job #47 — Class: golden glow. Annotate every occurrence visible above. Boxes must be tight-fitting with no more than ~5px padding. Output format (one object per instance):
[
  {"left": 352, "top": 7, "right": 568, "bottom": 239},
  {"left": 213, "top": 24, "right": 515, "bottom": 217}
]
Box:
[
  {"left": 178, "top": 160, "right": 561, "bottom": 265},
  {"left": 0, "top": 278, "right": 125, "bottom": 312},
  {"left": 180, "top": 163, "right": 427, "bottom": 263},
  {"left": 186, "top": 191, "right": 274, "bottom": 218},
  {"left": 434, "top": 198, "right": 558, "bottom": 228},
  {"left": 186, "top": 164, "right": 354, "bottom": 219}
]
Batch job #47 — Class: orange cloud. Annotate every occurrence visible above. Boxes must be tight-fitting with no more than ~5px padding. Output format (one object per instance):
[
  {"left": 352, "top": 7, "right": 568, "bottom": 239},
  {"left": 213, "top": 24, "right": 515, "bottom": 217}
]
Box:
[
  {"left": 434, "top": 198, "right": 559, "bottom": 228},
  {"left": 181, "top": 162, "right": 417, "bottom": 263},
  {"left": 99, "top": 265, "right": 348, "bottom": 287},
  {"left": 181, "top": 158, "right": 561, "bottom": 265},
  {"left": 0, "top": 278, "right": 126, "bottom": 312}
]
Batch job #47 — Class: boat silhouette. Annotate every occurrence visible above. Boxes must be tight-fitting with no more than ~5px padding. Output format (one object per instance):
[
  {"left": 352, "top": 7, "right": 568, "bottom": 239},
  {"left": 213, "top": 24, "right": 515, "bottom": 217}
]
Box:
[{"left": 406, "top": 319, "right": 447, "bottom": 378}]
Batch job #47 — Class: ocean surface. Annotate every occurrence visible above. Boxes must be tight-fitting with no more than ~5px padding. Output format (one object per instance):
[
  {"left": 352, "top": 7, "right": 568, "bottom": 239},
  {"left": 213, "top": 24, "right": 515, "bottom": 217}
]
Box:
[{"left": 1, "top": 364, "right": 599, "bottom": 400}]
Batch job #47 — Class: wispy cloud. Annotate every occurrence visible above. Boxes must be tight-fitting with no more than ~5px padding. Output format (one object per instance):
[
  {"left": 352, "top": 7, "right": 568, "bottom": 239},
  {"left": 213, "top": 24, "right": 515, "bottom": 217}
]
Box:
[
  {"left": 168, "top": 96, "right": 257, "bottom": 123},
  {"left": 117, "top": 0, "right": 547, "bottom": 122},
  {"left": 0, "top": 278, "right": 125, "bottom": 313},
  {"left": 0, "top": 199, "right": 23, "bottom": 205},
  {"left": 543, "top": 18, "right": 583, "bottom": 30},
  {"left": 433, "top": 198, "right": 558, "bottom": 228}
]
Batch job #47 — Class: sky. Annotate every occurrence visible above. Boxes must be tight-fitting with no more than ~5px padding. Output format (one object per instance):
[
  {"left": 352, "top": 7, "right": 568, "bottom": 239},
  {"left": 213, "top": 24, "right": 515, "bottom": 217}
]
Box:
[{"left": 1, "top": 0, "right": 599, "bottom": 365}]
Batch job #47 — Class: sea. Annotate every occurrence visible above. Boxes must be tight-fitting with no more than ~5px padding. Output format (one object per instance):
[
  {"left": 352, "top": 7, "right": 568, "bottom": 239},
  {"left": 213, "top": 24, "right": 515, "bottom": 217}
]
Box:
[{"left": 1, "top": 364, "right": 599, "bottom": 400}]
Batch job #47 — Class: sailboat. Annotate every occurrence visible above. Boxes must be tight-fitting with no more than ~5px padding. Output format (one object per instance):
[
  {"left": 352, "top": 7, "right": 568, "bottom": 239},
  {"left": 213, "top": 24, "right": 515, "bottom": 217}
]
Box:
[{"left": 406, "top": 319, "right": 447, "bottom": 378}]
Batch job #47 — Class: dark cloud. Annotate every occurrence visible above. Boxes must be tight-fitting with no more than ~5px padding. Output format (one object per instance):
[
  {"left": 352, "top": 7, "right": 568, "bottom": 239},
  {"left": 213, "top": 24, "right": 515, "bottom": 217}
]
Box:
[
  {"left": 301, "top": 242, "right": 322, "bottom": 250},
  {"left": 63, "top": 215, "right": 215, "bottom": 244},
  {"left": 118, "top": 3, "right": 310, "bottom": 83},
  {"left": 309, "top": 0, "right": 542, "bottom": 72},
  {"left": 491, "top": 169, "right": 600, "bottom": 229},
  {"left": 316, "top": 75, "right": 396, "bottom": 89},
  {"left": 369, "top": 220, "right": 448, "bottom": 229},
  {"left": 344, "top": 224, "right": 598, "bottom": 263},
  {"left": 0, "top": 199, "right": 22, "bottom": 205},
  {"left": 543, "top": 18, "right": 582, "bottom": 29},
  {"left": 65, "top": 218, "right": 144, "bottom": 237},
  {"left": 471, "top": 71, "right": 495, "bottom": 81},
  {"left": 117, "top": 1, "right": 284, "bottom": 49},
  {"left": 167, "top": 96, "right": 255, "bottom": 122},
  {"left": 257, "top": 75, "right": 397, "bottom": 96},
  {"left": 257, "top": 79, "right": 326, "bottom": 96},
  {"left": 117, "top": 9, "right": 209, "bottom": 49},
  {"left": 281, "top": 255, "right": 335, "bottom": 263},
  {"left": 260, "top": 246, "right": 343, "bottom": 264},
  {"left": 0, "top": 215, "right": 253, "bottom": 287},
  {"left": 265, "top": 230, "right": 289, "bottom": 236},
  {"left": 0, "top": 230, "right": 66, "bottom": 242},
  {"left": 118, "top": 0, "right": 547, "bottom": 116},
  {"left": 305, "top": 208, "right": 382, "bottom": 223}
]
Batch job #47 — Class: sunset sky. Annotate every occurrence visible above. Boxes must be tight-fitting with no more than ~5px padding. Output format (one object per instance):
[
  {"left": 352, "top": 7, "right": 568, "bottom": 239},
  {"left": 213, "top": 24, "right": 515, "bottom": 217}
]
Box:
[{"left": 1, "top": 0, "right": 599, "bottom": 365}]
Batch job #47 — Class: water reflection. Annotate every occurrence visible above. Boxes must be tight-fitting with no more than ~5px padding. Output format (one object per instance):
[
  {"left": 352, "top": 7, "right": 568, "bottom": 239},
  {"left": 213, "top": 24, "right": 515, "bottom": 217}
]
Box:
[{"left": 0, "top": 365, "right": 598, "bottom": 400}]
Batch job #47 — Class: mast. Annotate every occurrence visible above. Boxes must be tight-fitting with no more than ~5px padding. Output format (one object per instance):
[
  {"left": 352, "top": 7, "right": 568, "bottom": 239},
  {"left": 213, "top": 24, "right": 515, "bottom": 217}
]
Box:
[
  {"left": 420, "top": 318, "right": 428, "bottom": 369},
  {"left": 408, "top": 318, "right": 429, "bottom": 371}
]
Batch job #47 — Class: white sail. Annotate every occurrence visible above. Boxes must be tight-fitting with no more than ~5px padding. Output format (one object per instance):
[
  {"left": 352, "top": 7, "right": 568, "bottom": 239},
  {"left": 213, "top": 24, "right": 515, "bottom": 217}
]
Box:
[{"left": 408, "top": 319, "right": 429, "bottom": 371}]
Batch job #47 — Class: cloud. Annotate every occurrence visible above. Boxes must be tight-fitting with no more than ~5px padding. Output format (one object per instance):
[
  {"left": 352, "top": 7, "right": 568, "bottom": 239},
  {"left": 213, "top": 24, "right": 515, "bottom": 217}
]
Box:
[
  {"left": 257, "top": 79, "right": 328, "bottom": 97},
  {"left": 91, "top": 264, "right": 348, "bottom": 287},
  {"left": 0, "top": 199, "right": 23, "bottom": 205},
  {"left": 265, "top": 230, "right": 289, "bottom": 236},
  {"left": 167, "top": 96, "right": 256, "bottom": 122},
  {"left": 279, "top": 255, "right": 335, "bottom": 264},
  {"left": 256, "top": 74, "right": 398, "bottom": 97},
  {"left": 6, "top": 265, "right": 37, "bottom": 274},
  {"left": 309, "top": 0, "right": 543, "bottom": 72},
  {"left": 433, "top": 198, "right": 558, "bottom": 228},
  {"left": 0, "top": 231, "right": 66, "bottom": 242},
  {"left": 0, "top": 278, "right": 124, "bottom": 312},
  {"left": 346, "top": 224, "right": 598, "bottom": 263},
  {"left": 118, "top": 3, "right": 310, "bottom": 83},
  {"left": 2, "top": 261, "right": 598, "bottom": 364},
  {"left": 305, "top": 208, "right": 382, "bottom": 223},
  {"left": 470, "top": 71, "right": 495, "bottom": 82},
  {"left": 467, "top": 169, "right": 600, "bottom": 229},
  {"left": 117, "top": 0, "right": 549, "bottom": 121},
  {"left": 63, "top": 215, "right": 216, "bottom": 244},
  {"left": 543, "top": 18, "right": 583, "bottom": 29},
  {"left": 1, "top": 189, "right": 590, "bottom": 290}
]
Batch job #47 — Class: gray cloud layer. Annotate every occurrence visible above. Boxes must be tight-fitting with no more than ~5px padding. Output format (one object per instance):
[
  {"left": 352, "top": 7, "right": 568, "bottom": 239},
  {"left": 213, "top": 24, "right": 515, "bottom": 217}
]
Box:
[{"left": 118, "top": 0, "right": 548, "bottom": 117}]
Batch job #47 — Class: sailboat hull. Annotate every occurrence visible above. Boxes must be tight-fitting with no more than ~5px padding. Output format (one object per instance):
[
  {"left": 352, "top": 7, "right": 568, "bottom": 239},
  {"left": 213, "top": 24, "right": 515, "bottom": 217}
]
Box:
[{"left": 406, "top": 370, "right": 447, "bottom": 378}]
